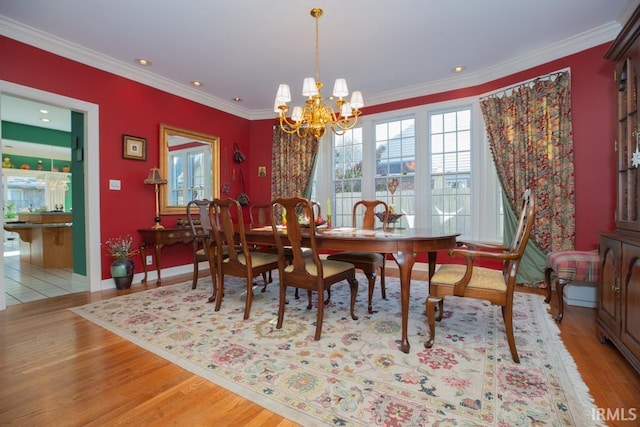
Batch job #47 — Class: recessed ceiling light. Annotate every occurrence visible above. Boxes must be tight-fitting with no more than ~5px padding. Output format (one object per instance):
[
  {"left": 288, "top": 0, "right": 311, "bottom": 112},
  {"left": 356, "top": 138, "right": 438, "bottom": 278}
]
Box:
[
  {"left": 453, "top": 66, "right": 465, "bottom": 73},
  {"left": 135, "top": 58, "right": 152, "bottom": 66},
  {"left": 232, "top": 97, "right": 243, "bottom": 102},
  {"left": 191, "top": 81, "right": 203, "bottom": 87},
  {"left": 40, "top": 118, "right": 51, "bottom": 122},
  {"left": 39, "top": 109, "right": 49, "bottom": 114}
]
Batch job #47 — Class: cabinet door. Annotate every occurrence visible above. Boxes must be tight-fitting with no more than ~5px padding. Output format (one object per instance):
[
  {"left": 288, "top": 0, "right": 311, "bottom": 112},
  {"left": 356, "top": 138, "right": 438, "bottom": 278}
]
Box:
[
  {"left": 599, "top": 236, "right": 621, "bottom": 337},
  {"left": 621, "top": 243, "right": 640, "bottom": 362},
  {"left": 616, "top": 53, "right": 640, "bottom": 232}
]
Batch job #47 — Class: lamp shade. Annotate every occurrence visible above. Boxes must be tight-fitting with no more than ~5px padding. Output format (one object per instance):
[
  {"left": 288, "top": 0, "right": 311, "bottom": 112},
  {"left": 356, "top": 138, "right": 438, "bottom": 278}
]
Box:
[
  {"left": 332, "top": 78, "right": 349, "bottom": 98},
  {"left": 340, "top": 101, "right": 352, "bottom": 118},
  {"left": 291, "top": 106, "right": 303, "bottom": 122},
  {"left": 144, "top": 167, "right": 167, "bottom": 185},
  {"left": 302, "top": 78, "right": 318, "bottom": 97},
  {"left": 275, "top": 84, "right": 291, "bottom": 104},
  {"left": 350, "top": 91, "right": 364, "bottom": 109}
]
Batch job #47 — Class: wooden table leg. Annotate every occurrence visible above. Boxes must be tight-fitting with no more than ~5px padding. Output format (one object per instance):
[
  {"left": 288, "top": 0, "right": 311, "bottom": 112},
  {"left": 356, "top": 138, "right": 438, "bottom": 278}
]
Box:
[
  {"left": 154, "top": 244, "right": 163, "bottom": 286},
  {"left": 139, "top": 243, "right": 148, "bottom": 284},
  {"left": 393, "top": 245, "right": 416, "bottom": 353}
]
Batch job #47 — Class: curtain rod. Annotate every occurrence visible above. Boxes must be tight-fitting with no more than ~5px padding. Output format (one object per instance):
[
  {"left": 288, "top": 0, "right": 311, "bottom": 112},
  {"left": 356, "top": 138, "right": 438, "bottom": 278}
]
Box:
[{"left": 479, "top": 68, "right": 570, "bottom": 100}]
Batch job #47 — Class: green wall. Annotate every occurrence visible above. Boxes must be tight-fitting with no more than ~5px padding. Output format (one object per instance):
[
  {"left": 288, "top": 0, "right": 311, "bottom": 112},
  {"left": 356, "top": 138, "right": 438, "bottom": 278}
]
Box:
[{"left": 1, "top": 121, "right": 73, "bottom": 208}]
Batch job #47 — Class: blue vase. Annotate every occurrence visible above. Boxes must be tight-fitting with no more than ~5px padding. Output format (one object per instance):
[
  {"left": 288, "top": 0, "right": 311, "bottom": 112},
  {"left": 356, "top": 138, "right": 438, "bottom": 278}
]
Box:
[{"left": 111, "top": 259, "right": 134, "bottom": 290}]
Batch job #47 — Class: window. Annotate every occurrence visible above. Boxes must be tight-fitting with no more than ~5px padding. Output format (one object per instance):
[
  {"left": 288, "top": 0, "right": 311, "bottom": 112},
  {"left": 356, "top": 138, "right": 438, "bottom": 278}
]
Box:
[
  {"left": 317, "top": 99, "right": 502, "bottom": 242},
  {"left": 332, "top": 127, "right": 363, "bottom": 227},
  {"left": 374, "top": 117, "right": 415, "bottom": 228},
  {"left": 430, "top": 109, "right": 471, "bottom": 235}
]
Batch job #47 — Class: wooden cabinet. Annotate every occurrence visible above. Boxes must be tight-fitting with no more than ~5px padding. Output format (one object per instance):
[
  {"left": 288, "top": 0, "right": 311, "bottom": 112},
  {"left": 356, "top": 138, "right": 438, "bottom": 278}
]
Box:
[
  {"left": 598, "top": 235, "right": 621, "bottom": 338},
  {"left": 598, "top": 234, "right": 640, "bottom": 373},
  {"left": 600, "top": 5, "right": 640, "bottom": 375}
]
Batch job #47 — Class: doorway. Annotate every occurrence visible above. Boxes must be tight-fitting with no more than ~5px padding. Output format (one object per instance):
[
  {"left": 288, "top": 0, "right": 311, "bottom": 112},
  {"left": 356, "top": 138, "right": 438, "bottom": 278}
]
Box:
[{"left": 0, "top": 80, "right": 101, "bottom": 310}]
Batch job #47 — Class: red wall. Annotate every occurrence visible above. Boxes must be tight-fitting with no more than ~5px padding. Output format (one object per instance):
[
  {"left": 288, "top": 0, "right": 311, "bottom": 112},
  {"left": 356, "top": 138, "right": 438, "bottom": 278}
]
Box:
[
  {"left": 1, "top": 35, "right": 617, "bottom": 278},
  {"left": 1, "top": 36, "right": 253, "bottom": 277}
]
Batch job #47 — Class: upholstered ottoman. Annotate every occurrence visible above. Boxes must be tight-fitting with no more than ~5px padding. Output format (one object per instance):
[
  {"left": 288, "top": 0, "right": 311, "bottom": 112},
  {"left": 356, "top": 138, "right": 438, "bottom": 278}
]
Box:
[{"left": 544, "top": 250, "right": 601, "bottom": 322}]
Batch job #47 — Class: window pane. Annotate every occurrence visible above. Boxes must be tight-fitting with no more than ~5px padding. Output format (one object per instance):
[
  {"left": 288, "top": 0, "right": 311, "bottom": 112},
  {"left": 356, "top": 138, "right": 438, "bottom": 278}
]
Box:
[
  {"left": 374, "top": 117, "right": 415, "bottom": 228},
  {"left": 430, "top": 108, "right": 471, "bottom": 236},
  {"left": 333, "top": 127, "right": 363, "bottom": 227}
]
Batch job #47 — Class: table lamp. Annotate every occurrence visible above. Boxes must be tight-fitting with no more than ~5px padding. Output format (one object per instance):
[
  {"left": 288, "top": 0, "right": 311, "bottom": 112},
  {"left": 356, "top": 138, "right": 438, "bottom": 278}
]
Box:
[{"left": 144, "top": 167, "right": 168, "bottom": 229}]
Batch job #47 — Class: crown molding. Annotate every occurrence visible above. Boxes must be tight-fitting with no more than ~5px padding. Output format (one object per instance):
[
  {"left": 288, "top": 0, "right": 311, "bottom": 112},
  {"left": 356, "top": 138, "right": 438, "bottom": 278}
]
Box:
[
  {"left": 1, "top": 15, "right": 622, "bottom": 121},
  {"left": 361, "top": 21, "right": 621, "bottom": 109},
  {"left": 0, "top": 16, "right": 252, "bottom": 119}
]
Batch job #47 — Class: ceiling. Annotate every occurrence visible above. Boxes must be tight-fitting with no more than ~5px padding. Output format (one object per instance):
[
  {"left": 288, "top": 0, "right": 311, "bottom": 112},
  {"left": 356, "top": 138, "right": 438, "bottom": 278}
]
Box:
[{"left": 0, "top": 0, "right": 636, "bottom": 125}]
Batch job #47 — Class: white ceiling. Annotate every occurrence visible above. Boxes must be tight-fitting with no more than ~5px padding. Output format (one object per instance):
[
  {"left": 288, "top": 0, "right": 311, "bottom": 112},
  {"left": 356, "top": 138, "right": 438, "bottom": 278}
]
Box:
[{"left": 0, "top": 0, "right": 636, "bottom": 125}]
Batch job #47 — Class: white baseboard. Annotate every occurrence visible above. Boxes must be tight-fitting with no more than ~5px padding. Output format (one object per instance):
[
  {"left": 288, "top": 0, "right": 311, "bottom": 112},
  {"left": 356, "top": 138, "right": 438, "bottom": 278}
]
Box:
[{"left": 563, "top": 281, "right": 597, "bottom": 308}]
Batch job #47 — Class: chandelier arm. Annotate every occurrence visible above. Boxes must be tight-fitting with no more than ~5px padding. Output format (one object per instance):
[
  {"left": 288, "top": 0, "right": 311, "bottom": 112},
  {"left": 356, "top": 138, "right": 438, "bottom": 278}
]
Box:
[{"left": 333, "top": 115, "right": 360, "bottom": 132}]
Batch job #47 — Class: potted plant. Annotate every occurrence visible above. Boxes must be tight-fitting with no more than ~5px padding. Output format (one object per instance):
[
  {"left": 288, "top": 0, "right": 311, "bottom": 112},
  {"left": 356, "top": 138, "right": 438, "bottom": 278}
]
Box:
[{"left": 105, "top": 235, "right": 137, "bottom": 289}]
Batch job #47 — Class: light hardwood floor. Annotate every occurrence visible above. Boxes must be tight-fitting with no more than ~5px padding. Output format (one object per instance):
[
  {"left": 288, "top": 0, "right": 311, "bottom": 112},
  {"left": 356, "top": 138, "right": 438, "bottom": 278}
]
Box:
[{"left": 1, "top": 268, "right": 639, "bottom": 426}]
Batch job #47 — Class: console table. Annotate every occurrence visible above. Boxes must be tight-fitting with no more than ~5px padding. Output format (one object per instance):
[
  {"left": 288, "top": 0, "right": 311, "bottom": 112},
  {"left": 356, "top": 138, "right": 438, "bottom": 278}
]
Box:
[{"left": 138, "top": 227, "right": 194, "bottom": 286}]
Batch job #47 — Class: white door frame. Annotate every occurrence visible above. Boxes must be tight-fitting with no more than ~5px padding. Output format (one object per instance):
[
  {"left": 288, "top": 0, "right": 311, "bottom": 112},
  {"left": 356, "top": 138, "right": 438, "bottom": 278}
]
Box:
[{"left": 0, "top": 80, "right": 101, "bottom": 310}]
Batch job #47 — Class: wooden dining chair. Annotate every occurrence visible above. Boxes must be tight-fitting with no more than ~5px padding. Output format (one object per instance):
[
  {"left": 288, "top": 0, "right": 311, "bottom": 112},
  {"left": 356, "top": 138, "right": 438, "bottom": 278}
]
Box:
[
  {"left": 271, "top": 197, "right": 359, "bottom": 340},
  {"left": 327, "top": 200, "right": 389, "bottom": 313},
  {"left": 208, "top": 198, "right": 280, "bottom": 319},
  {"left": 252, "top": 203, "right": 314, "bottom": 295},
  {"left": 425, "top": 189, "right": 535, "bottom": 363},
  {"left": 186, "top": 199, "right": 212, "bottom": 289}
]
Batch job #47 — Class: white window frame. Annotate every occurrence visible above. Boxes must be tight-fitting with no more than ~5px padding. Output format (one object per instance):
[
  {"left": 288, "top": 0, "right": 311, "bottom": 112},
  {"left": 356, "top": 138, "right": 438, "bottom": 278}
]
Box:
[{"left": 314, "top": 96, "right": 502, "bottom": 243}]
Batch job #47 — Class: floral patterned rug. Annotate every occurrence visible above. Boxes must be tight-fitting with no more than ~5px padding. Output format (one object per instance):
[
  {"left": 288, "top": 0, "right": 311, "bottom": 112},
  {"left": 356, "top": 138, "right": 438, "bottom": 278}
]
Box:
[{"left": 71, "top": 274, "right": 602, "bottom": 426}]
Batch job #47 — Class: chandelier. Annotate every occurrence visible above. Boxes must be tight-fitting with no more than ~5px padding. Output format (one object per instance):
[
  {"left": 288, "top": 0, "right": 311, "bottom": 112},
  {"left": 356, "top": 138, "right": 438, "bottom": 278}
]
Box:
[{"left": 274, "top": 7, "right": 364, "bottom": 139}]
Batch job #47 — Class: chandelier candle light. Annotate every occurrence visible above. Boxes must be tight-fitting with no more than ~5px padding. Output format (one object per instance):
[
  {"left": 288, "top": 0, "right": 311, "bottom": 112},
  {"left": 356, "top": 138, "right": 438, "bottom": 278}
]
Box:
[
  {"left": 144, "top": 167, "right": 168, "bottom": 229},
  {"left": 274, "top": 7, "right": 364, "bottom": 139}
]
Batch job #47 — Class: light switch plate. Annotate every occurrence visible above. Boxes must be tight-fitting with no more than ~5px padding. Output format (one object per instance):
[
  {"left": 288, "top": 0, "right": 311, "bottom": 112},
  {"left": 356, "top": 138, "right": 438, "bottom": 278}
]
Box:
[{"left": 109, "top": 179, "right": 121, "bottom": 190}]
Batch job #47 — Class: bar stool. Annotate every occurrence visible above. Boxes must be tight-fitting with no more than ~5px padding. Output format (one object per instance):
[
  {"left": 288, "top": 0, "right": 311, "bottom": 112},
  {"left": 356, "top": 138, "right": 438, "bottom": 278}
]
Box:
[{"left": 544, "top": 250, "right": 601, "bottom": 322}]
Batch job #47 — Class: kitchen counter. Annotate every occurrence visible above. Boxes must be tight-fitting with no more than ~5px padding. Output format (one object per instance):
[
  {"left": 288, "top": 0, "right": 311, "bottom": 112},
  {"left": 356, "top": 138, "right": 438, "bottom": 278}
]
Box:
[{"left": 4, "top": 212, "right": 73, "bottom": 268}]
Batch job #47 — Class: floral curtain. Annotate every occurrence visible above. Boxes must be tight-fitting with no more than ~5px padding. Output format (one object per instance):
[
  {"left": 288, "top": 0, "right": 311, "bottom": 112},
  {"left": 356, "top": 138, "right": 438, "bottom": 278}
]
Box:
[
  {"left": 480, "top": 71, "right": 575, "bottom": 284},
  {"left": 271, "top": 126, "right": 319, "bottom": 201}
]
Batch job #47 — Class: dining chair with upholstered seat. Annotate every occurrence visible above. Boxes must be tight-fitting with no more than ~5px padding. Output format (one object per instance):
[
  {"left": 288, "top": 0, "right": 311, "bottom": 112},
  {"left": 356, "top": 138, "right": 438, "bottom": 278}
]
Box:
[
  {"left": 327, "top": 200, "right": 389, "bottom": 313},
  {"left": 186, "top": 199, "right": 212, "bottom": 290},
  {"left": 208, "top": 198, "right": 280, "bottom": 319},
  {"left": 251, "top": 203, "right": 314, "bottom": 295},
  {"left": 425, "top": 189, "right": 535, "bottom": 363},
  {"left": 271, "top": 196, "right": 359, "bottom": 340}
]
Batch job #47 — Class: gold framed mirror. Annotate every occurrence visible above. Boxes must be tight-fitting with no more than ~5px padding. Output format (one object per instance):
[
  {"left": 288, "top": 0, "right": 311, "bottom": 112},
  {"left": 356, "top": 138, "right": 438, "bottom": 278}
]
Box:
[{"left": 159, "top": 124, "right": 220, "bottom": 215}]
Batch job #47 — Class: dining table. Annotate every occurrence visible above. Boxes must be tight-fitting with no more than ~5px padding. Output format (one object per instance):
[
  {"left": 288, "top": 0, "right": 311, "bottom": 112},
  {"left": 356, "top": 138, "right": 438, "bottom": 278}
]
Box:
[{"left": 244, "top": 226, "right": 459, "bottom": 353}]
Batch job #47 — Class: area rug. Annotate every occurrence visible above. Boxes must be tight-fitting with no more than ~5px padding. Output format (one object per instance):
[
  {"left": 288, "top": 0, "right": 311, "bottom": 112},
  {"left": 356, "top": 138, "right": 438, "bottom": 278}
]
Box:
[{"left": 70, "top": 274, "right": 602, "bottom": 426}]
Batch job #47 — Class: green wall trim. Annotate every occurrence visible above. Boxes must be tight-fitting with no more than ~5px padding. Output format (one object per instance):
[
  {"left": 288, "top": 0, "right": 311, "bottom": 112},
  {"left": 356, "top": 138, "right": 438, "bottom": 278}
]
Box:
[{"left": 2, "top": 121, "right": 71, "bottom": 147}]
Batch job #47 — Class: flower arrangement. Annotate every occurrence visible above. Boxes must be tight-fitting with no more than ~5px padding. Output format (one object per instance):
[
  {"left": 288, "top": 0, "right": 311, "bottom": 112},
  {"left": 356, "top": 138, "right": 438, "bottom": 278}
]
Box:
[{"left": 105, "top": 235, "right": 137, "bottom": 260}]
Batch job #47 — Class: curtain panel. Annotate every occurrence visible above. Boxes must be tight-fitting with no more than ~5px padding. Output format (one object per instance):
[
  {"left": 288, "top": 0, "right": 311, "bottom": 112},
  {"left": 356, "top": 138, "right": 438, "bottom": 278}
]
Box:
[
  {"left": 480, "top": 71, "right": 575, "bottom": 284},
  {"left": 270, "top": 127, "right": 318, "bottom": 202}
]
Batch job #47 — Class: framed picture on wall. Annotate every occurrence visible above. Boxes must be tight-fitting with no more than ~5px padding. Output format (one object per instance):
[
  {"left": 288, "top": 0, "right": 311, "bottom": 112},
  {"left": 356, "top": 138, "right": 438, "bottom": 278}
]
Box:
[{"left": 122, "top": 134, "right": 146, "bottom": 161}]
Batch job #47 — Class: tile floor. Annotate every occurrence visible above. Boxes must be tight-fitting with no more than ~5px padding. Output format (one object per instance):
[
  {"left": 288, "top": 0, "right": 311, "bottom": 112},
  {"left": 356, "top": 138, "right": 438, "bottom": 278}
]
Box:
[{"left": 3, "top": 235, "right": 83, "bottom": 306}]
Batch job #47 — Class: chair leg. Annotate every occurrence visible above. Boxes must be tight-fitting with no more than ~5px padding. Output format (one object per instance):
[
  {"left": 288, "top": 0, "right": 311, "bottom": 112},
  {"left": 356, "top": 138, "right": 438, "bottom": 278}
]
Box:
[
  {"left": 380, "top": 257, "right": 387, "bottom": 300},
  {"left": 207, "top": 254, "right": 218, "bottom": 303},
  {"left": 544, "top": 267, "right": 553, "bottom": 303},
  {"left": 501, "top": 304, "right": 520, "bottom": 363},
  {"left": 276, "top": 285, "right": 287, "bottom": 330},
  {"left": 244, "top": 279, "right": 253, "bottom": 320},
  {"left": 348, "top": 277, "right": 359, "bottom": 321},
  {"left": 424, "top": 296, "right": 442, "bottom": 349},
  {"left": 214, "top": 272, "right": 224, "bottom": 311},
  {"left": 324, "top": 288, "right": 332, "bottom": 304},
  {"left": 191, "top": 261, "right": 199, "bottom": 290},
  {"left": 314, "top": 291, "right": 324, "bottom": 340},
  {"left": 306, "top": 290, "right": 313, "bottom": 309},
  {"left": 555, "top": 279, "right": 569, "bottom": 323},
  {"left": 366, "top": 271, "right": 377, "bottom": 314},
  {"left": 260, "top": 272, "right": 269, "bottom": 292}
]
